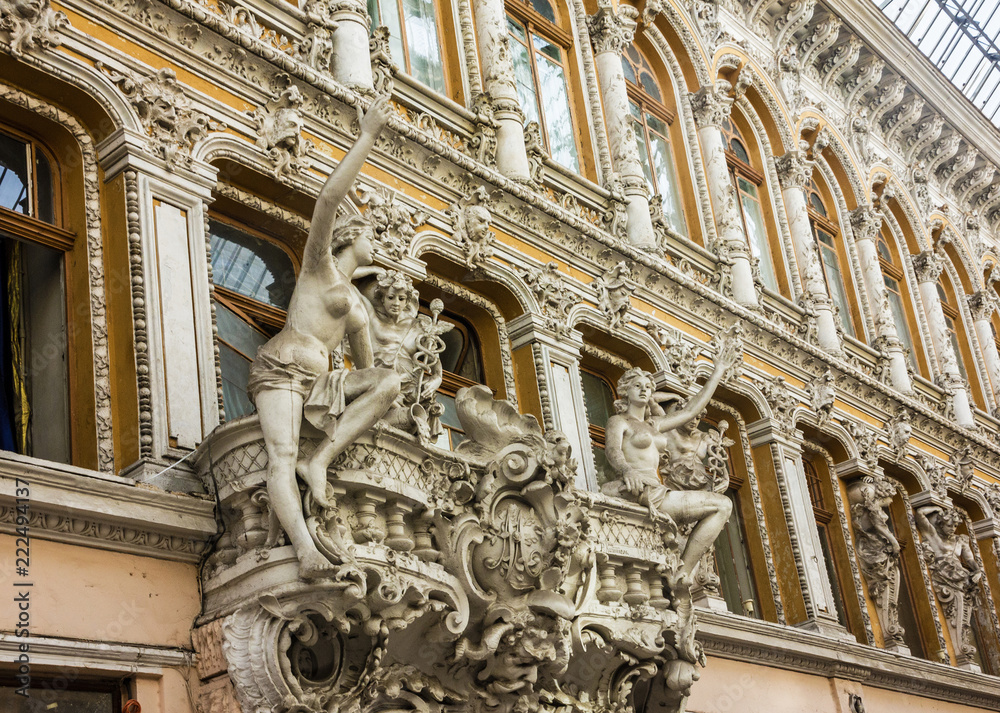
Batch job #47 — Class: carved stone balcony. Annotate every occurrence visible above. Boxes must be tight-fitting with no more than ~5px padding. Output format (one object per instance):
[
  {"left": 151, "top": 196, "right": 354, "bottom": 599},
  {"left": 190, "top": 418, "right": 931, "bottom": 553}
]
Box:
[{"left": 193, "top": 387, "right": 705, "bottom": 713}]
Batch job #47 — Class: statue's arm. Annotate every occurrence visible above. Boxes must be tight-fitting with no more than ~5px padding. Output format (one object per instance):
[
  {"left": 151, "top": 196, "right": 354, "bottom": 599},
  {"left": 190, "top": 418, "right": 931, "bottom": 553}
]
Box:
[
  {"left": 304, "top": 96, "right": 392, "bottom": 267},
  {"left": 604, "top": 416, "right": 630, "bottom": 478}
]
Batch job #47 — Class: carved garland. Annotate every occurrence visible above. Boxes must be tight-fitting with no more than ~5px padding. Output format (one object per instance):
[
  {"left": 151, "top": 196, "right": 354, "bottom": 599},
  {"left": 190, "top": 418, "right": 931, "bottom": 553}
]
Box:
[
  {"left": 124, "top": 169, "right": 154, "bottom": 458},
  {"left": 531, "top": 342, "right": 555, "bottom": 430},
  {"left": 0, "top": 82, "right": 115, "bottom": 472},
  {"left": 202, "top": 202, "right": 226, "bottom": 421}
]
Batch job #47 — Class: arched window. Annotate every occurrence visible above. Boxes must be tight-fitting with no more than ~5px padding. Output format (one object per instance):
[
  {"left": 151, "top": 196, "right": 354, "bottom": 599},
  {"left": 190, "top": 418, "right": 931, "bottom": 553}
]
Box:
[
  {"left": 937, "top": 282, "right": 967, "bottom": 381},
  {"left": 720, "top": 115, "right": 780, "bottom": 292},
  {"left": 621, "top": 44, "right": 687, "bottom": 236},
  {"left": 368, "top": 0, "right": 448, "bottom": 93},
  {"left": 802, "top": 456, "right": 853, "bottom": 632},
  {"left": 0, "top": 126, "right": 73, "bottom": 463},
  {"left": 507, "top": 0, "right": 580, "bottom": 172},
  {"left": 209, "top": 217, "right": 296, "bottom": 420},
  {"left": 876, "top": 227, "right": 921, "bottom": 374},
  {"left": 807, "top": 180, "right": 858, "bottom": 339},
  {"left": 433, "top": 309, "right": 484, "bottom": 450}
]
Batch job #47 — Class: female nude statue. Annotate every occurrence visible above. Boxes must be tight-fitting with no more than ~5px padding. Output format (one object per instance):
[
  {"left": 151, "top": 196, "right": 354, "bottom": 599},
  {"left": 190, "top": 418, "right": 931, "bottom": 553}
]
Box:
[
  {"left": 603, "top": 334, "right": 739, "bottom": 591},
  {"left": 248, "top": 96, "right": 401, "bottom": 580}
]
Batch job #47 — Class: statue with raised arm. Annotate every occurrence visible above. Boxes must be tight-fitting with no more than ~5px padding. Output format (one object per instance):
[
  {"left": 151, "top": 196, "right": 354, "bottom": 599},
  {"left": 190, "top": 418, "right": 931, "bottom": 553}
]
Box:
[
  {"left": 248, "top": 96, "right": 401, "bottom": 580},
  {"left": 915, "top": 503, "right": 983, "bottom": 665},
  {"left": 602, "top": 329, "right": 740, "bottom": 591}
]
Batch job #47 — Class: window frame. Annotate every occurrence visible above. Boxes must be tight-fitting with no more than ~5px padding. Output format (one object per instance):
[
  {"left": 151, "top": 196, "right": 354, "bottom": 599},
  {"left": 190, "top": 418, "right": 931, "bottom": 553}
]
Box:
[
  {"left": 876, "top": 228, "right": 923, "bottom": 374},
  {"left": 0, "top": 125, "right": 73, "bottom": 250},
  {"left": 802, "top": 456, "right": 853, "bottom": 631},
  {"left": 806, "top": 180, "right": 858, "bottom": 339},
  {"left": 368, "top": 0, "right": 450, "bottom": 94},
  {"left": 505, "top": 0, "right": 581, "bottom": 171}
]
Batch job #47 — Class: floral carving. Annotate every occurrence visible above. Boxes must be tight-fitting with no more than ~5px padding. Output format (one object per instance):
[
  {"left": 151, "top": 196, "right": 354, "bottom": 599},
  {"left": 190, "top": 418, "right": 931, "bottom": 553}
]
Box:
[
  {"left": 806, "top": 369, "right": 835, "bottom": 428},
  {"left": 358, "top": 184, "right": 428, "bottom": 260},
  {"left": 0, "top": 0, "right": 67, "bottom": 57},
  {"left": 593, "top": 261, "right": 633, "bottom": 330},
  {"left": 250, "top": 82, "right": 313, "bottom": 176},
  {"left": 586, "top": 1, "right": 635, "bottom": 56},
  {"left": 369, "top": 26, "right": 397, "bottom": 95},
  {"left": 520, "top": 262, "right": 577, "bottom": 335},
  {"left": 950, "top": 444, "right": 974, "bottom": 492},
  {"left": 447, "top": 187, "right": 496, "bottom": 268},
  {"left": 884, "top": 411, "right": 912, "bottom": 461}
]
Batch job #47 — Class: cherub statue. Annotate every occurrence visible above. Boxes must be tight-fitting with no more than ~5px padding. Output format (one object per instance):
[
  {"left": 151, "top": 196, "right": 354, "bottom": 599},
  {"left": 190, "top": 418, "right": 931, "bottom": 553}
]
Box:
[
  {"left": 248, "top": 96, "right": 400, "bottom": 580},
  {"left": 602, "top": 327, "right": 741, "bottom": 591},
  {"left": 360, "top": 270, "right": 452, "bottom": 440}
]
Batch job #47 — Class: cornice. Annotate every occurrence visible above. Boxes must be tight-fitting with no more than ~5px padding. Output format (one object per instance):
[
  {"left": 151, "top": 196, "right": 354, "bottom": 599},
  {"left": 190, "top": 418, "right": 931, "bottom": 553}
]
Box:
[
  {"left": 0, "top": 453, "right": 217, "bottom": 563},
  {"left": 0, "top": 633, "right": 194, "bottom": 671}
]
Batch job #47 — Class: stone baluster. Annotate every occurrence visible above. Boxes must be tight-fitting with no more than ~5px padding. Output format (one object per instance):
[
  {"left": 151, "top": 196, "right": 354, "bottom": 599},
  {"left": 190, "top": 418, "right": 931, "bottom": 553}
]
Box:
[
  {"left": 353, "top": 491, "right": 387, "bottom": 543},
  {"left": 623, "top": 563, "right": 650, "bottom": 606},
  {"left": 596, "top": 554, "right": 624, "bottom": 602},
  {"left": 967, "top": 291, "right": 1000, "bottom": 412},
  {"left": 385, "top": 500, "right": 414, "bottom": 552},
  {"left": 849, "top": 206, "right": 913, "bottom": 394},
  {"left": 776, "top": 149, "right": 843, "bottom": 355},
  {"left": 330, "top": 0, "right": 374, "bottom": 89},
  {"left": 648, "top": 569, "right": 669, "bottom": 609},
  {"left": 471, "top": 0, "right": 531, "bottom": 179},
  {"left": 587, "top": 5, "right": 656, "bottom": 251},
  {"left": 912, "top": 251, "right": 975, "bottom": 427},
  {"left": 690, "top": 80, "right": 759, "bottom": 308},
  {"left": 412, "top": 511, "right": 438, "bottom": 561}
]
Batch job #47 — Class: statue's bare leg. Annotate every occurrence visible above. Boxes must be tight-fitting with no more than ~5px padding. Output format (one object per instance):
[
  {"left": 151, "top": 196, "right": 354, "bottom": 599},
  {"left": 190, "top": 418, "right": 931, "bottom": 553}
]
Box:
[
  {"left": 301, "top": 368, "right": 401, "bottom": 491},
  {"left": 257, "top": 388, "right": 336, "bottom": 580},
  {"left": 659, "top": 491, "right": 732, "bottom": 590}
]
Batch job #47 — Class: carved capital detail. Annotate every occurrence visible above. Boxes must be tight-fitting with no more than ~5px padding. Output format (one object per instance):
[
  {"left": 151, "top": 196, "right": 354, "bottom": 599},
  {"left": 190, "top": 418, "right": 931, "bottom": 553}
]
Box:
[
  {"left": 690, "top": 79, "right": 733, "bottom": 129},
  {"left": 911, "top": 250, "right": 944, "bottom": 283},
  {"left": 849, "top": 205, "right": 883, "bottom": 243},
  {"left": 586, "top": 3, "right": 636, "bottom": 56},
  {"left": 776, "top": 149, "right": 814, "bottom": 189},
  {"left": 0, "top": 0, "right": 68, "bottom": 57}
]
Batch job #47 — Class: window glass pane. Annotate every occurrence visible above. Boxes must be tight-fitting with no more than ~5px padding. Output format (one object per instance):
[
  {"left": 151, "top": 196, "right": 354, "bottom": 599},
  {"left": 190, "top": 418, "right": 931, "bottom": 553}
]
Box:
[
  {"left": 621, "top": 54, "right": 637, "bottom": 85},
  {"left": 876, "top": 237, "right": 893, "bottom": 262},
  {"left": 647, "top": 123, "right": 687, "bottom": 236},
  {"left": 936, "top": 283, "right": 948, "bottom": 304},
  {"left": 531, "top": 0, "right": 555, "bottom": 23},
  {"left": 0, "top": 132, "right": 30, "bottom": 215},
  {"left": 714, "top": 489, "right": 759, "bottom": 617},
  {"left": 737, "top": 178, "right": 778, "bottom": 291},
  {"left": 945, "top": 317, "right": 967, "bottom": 379},
  {"left": 508, "top": 21, "right": 541, "bottom": 127},
  {"left": 731, "top": 138, "right": 750, "bottom": 165},
  {"left": 378, "top": 0, "right": 407, "bottom": 71},
  {"left": 532, "top": 41, "right": 579, "bottom": 172},
  {"left": 433, "top": 393, "right": 466, "bottom": 450},
  {"left": 633, "top": 117, "right": 656, "bottom": 192},
  {"left": 818, "top": 524, "right": 849, "bottom": 627},
  {"left": 216, "top": 300, "right": 268, "bottom": 358},
  {"left": 209, "top": 220, "right": 295, "bottom": 309},
  {"left": 818, "top": 239, "right": 855, "bottom": 337},
  {"left": 438, "top": 326, "right": 466, "bottom": 374},
  {"left": 809, "top": 192, "right": 827, "bottom": 216},
  {"left": 0, "top": 687, "right": 114, "bottom": 712},
  {"left": 581, "top": 371, "right": 615, "bottom": 428},
  {"left": 593, "top": 445, "right": 613, "bottom": 487},
  {"left": 885, "top": 282, "right": 918, "bottom": 371},
  {"left": 34, "top": 149, "right": 54, "bottom": 224},
  {"left": 216, "top": 301, "right": 268, "bottom": 420},
  {"left": 401, "top": 0, "right": 446, "bottom": 92}
]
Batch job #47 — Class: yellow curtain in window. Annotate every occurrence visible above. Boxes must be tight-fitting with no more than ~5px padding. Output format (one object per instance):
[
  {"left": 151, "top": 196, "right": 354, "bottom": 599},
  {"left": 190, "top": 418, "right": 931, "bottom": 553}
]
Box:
[{"left": 7, "top": 242, "right": 28, "bottom": 454}]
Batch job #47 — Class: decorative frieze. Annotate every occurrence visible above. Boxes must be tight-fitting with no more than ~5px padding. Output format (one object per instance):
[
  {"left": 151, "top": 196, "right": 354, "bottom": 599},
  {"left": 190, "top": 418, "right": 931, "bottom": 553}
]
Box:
[{"left": 0, "top": 0, "right": 67, "bottom": 57}]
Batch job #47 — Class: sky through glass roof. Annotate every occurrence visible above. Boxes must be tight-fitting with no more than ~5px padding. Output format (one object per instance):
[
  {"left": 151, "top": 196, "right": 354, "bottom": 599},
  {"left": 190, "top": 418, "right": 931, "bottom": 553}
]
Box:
[{"left": 875, "top": 0, "right": 1000, "bottom": 123}]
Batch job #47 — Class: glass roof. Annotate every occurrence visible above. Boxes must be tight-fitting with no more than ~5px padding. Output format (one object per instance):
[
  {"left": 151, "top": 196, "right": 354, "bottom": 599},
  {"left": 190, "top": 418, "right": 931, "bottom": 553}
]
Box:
[{"left": 876, "top": 0, "right": 1000, "bottom": 123}]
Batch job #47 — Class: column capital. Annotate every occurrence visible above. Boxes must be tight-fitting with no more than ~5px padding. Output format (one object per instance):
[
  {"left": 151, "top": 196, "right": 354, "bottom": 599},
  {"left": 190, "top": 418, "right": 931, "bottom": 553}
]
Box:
[
  {"left": 586, "top": 4, "right": 637, "bottom": 56},
  {"left": 849, "top": 204, "right": 883, "bottom": 242},
  {"left": 690, "top": 79, "right": 734, "bottom": 128},
  {"left": 968, "top": 290, "right": 998, "bottom": 321},
  {"left": 911, "top": 250, "right": 944, "bottom": 283},
  {"left": 776, "top": 149, "right": 814, "bottom": 189}
]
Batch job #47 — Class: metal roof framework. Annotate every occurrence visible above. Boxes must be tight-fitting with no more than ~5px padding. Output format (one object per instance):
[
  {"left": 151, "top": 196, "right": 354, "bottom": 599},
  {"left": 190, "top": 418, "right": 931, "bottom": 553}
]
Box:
[{"left": 876, "top": 0, "right": 1000, "bottom": 123}]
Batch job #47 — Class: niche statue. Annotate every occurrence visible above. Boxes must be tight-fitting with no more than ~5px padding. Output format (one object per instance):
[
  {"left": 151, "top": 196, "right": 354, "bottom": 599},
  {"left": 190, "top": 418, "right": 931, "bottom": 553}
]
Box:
[
  {"left": 603, "top": 329, "right": 740, "bottom": 591},
  {"left": 248, "top": 96, "right": 401, "bottom": 580}
]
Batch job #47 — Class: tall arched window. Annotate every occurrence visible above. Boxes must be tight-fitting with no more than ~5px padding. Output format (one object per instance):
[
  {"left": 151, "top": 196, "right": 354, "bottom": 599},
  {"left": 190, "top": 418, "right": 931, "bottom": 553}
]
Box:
[
  {"left": 621, "top": 44, "right": 687, "bottom": 237},
  {"left": 936, "top": 273, "right": 987, "bottom": 409},
  {"left": 433, "top": 309, "right": 484, "bottom": 450},
  {"left": 580, "top": 367, "right": 617, "bottom": 487},
  {"left": 507, "top": 0, "right": 580, "bottom": 172},
  {"left": 209, "top": 217, "right": 296, "bottom": 420},
  {"left": 720, "top": 116, "right": 780, "bottom": 292},
  {"left": 803, "top": 456, "right": 853, "bottom": 631},
  {"left": 937, "top": 282, "right": 967, "bottom": 381},
  {"left": 368, "top": 0, "right": 447, "bottom": 93},
  {"left": 876, "top": 227, "right": 922, "bottom": 374},
  {"left": 0, "top": 126, "right": 73, "bottom": 463},
  {"left": 807, "top": 180, "right": 857, "bottom": 338}
]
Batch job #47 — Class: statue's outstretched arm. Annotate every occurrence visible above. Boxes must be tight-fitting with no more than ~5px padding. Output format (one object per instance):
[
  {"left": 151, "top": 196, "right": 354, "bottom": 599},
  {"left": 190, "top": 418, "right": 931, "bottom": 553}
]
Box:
[
  {"left": 654, "top": 342, "right": 733, "bottom": 433},
  {"left": 304, "top": 96, "right": 392, "bottom": 267}
]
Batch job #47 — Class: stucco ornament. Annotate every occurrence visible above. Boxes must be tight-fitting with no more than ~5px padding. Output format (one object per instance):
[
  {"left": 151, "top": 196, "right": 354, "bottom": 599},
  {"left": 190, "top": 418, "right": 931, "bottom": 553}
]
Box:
[
  {"left": 295, "top": 0, "right": 338, "bottom": 71},
  {"left": 646, "top": 322, "right": 701, "bottom": 388},
  {"left": 586, "top": 0, "right": 635, "bottom": 55},
  {"left": 98, "top": 64, "right": 224, "bottom": 167},
  {"left": 950, "top": 444, "right": 975, "bottom": 492},
  {"left": 0, "top": 0, "right": 67, "bottom": 57},
  {"left": 360, "top": 271, "right": 452, "bottom": 441},
  {"left": 447, "top": 187, "right": 496, "bottom": 268},
  {"left": 594, "top": 261, "right": 633, "bottom": 330},
  {"left": 520, "top": 262, "right": 577, "bottom": 335},
  {"left": 915, "top": 503, "right": 983, "bottom": 667},
  {"left": 369, "top": 25, "right": 397, "bottom": 95},
  {"left": 249, "top": 96, "right": 400, "bottom": 581},
  {"left": 523, "top": 121, "right": 546, "bottom": 184},
  {"left": 467, "top": 92, "right": 498, "bottom": 167},
  {"left": 806, "top": 369, "right": 835, "bottom": 428},
  {"left": 884, "top": 410, "right": 912, "bottom": 461},
  {"left": 600, "top": 325, "right": 741, "bottom": 592},
  {"left": 251, "top": 83, "right": 314, "bottom": 176},
  {"left": 358, "top": 184, "right": 428, "bottom": 260},
  {"left": 847, "top": 475, "right": 908, "bottom": 651}
]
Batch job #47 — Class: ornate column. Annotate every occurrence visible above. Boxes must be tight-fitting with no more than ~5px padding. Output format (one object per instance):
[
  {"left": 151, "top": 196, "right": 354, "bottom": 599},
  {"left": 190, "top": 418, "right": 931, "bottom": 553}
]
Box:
[
  {"left": 849, "top": 206, "right": 912, "bottom": 394},
  {"left": 912, "top": 251, "right": 975, "bottom": 427},
  {"left": 587, "top": 5, "right": 656, "bottom": 251},
  {"left": 690, "top": 80, "right": 759, "bottom": 308},
  {"left": 329, "top": 0, "right": 374, "bottom": 89},
  {"left": 776, "top": 149, "right": 843, "bottom": 355},
  {"left": 471, "top": 0, "right": 531, "bottom": 179},
  {"left": 967, "top": 291, "right": 1000, "bottom": 412}
]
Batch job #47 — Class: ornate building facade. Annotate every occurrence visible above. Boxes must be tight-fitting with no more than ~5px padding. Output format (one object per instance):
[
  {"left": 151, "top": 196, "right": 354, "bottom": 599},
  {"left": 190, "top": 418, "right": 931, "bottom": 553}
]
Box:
[{"left": 2, "top": 0, "right": 1000, "bottom": 710}]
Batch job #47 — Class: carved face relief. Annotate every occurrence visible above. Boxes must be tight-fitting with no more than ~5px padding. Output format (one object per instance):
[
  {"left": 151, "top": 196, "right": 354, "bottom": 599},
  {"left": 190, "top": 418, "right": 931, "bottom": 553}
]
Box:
[
  {"left": 466, "top": 206, "right": 491, "bottom": 239},
  {"left": 13, "top": 0, "right": 44, "bottom": 20}
]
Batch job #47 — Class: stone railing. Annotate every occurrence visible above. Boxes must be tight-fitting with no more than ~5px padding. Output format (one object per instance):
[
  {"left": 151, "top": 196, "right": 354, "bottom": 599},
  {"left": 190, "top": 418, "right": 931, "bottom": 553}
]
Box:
[{"left": 192, "top": 390, "right": 704, "bottom": 713}]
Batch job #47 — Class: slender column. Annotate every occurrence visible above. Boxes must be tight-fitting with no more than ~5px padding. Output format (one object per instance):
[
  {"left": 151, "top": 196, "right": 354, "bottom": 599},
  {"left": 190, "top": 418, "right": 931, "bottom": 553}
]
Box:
[
  {"left": 776, "top": 149, "right": 843, "bottom": 355},
  {"left": 913, "top": 251, "right": 975, "bottom": 427},
  {"left": 850, "top": 206, "right": 912, "bottom": 393},
  {"left": 330, "top": 0, "right": 374, "bottom": 89},
  {"left": 508, "top": 314, "right": 596, "bottom": 490},
  {"left": 690, "top": 81, "right": 758, "bottom": 308},
  {"left": 472, "top": 0, "right": 531, "bottom": 179},
  {"left": 968, "top": 292, "right": 1000, "bottom": 412},
  {"left": 587, "top": 5, "right": 656, "bottom": 250}
]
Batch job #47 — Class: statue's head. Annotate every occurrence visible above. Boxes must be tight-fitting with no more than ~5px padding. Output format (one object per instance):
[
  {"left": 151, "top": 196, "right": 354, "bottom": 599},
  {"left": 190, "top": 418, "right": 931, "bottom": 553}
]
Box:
[
  {"left": 936, "top": 507, "right": 962, "bottom": 536},
  {"left": 330, "top": 214, "right": 374, "bottom": 264},
  {"left": 615, "top": 368, "right": 655, "bottom": 414},
  {"left": 13, "top": 0, "right": 45, "bottom": 20},
  {"left": 373, "top": 270, "right": 416, "bottom": 319}
]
